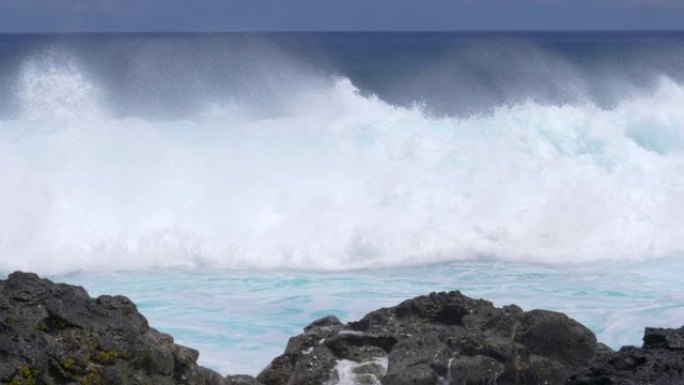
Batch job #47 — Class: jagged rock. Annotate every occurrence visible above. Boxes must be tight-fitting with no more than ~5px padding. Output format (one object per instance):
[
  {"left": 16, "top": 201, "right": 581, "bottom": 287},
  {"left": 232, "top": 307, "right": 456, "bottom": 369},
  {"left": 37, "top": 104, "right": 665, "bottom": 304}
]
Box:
[
  {"left": 304, "top": 316, "right": 343, "bottom": 332},
  {"left": 226, "top": 374, "right": 263, "bottom": 385},
  {"left": 7, "top": 271, "right": 684, "bottom": 385},
  {"left": 0, "top": 271, "right": 232, "bottom": 385},
  {"left": 449, "top": 355, "right": 504, "bottom": 385},
  {"left": 382, "top": 363, "right": 438, "bottom": 385},
  {"left": 258, "top": 291, "right": 599, "bottom": 385},
  {"left": 518, "top": 310, "right": 597, "bottom": 369},
  {"left": 386, "top": 334, "right": 451, "bottom": 377},
  {"left": 643, "top": 326, "right": 684, "bottom": 350},
  {"left": 567, "top": 326, "right": 684, "bottom": 385}
]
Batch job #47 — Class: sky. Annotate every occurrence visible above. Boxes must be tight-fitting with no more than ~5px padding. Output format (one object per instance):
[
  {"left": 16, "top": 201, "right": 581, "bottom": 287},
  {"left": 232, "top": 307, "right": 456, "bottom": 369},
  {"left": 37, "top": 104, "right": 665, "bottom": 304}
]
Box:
[{"left": 0, "top": 0, "right": 682, "bottom": 32}]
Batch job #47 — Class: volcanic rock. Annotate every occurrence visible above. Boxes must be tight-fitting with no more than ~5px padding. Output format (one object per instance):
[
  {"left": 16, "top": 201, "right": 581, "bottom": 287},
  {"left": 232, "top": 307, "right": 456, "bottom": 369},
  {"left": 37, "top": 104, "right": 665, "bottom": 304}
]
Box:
[
  {"left": 257, "top": 291, "right": 599, "bottom": 385},
  {"left": 0, "top": 271, "right": 236, "bottom": 385},
  {"left": 567, "top": 326, "right": 684, "bottom": 385}
]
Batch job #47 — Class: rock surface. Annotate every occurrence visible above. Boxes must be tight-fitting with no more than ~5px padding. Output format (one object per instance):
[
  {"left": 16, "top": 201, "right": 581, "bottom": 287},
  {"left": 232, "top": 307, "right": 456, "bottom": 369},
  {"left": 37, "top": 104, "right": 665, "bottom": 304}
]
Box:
[
  {"left": 258, "top": 291, "right": 599, "bottom": 385},
  {"left": 0, "top": 271, "right": 258, "bottom": 385},
  {"left": 567, "top": 326, "right": 684, "bottom": 385}
]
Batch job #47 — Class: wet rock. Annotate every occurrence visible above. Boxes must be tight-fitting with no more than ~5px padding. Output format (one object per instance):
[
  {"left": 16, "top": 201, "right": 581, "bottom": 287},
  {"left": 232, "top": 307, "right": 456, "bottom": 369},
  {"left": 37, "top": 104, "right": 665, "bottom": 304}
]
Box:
[
  {"left": 226, "top": 374, "right": 263, "bottom": 385},
  {"left": 517, "top": 309, "right": 597, "bottom": 370},
  {"left": 643, "top": 326, "right": 684, "bottom": 350},
  {"left": 259, "top": 290, "right": 599, "bottom": 385},
  {"left": 520, "top": 354, "right": 568, "bottom": 385},
  {"left": 595, "top": 342, "right": 615, "bottom": 359},
  {"left": 450, "top": 355, "right": 504, "bottom": 385},
  {"left": 386, "top": 334, "right": 451, "bottom": 377},
  {"left": 325, "top": 332, "right": 395, "bottom": 362},
  {"left": 0, "top": 271, "right": 231, "bottom": 385},
  {"left": 257, "top": 344, "right": 337, "bottom": 385},
  {"left": 382, "top": 363, "right": 438, "bottom": 385},
  {"left": 567, "top": 326, "right": 684, "bottom": 385},
  {"left": 353, "top": 361, "right": 386, "bottom": 378},
  {"left": 304, "top": 315, "right": 343, "bottom": 332}
]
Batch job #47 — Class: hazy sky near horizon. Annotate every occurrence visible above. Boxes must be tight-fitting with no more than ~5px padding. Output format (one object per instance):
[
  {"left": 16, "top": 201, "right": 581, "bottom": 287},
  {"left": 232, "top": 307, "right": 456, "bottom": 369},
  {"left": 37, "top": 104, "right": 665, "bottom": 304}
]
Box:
[{"left": 0, "top": 0, "right": 682, "bottom": 32}]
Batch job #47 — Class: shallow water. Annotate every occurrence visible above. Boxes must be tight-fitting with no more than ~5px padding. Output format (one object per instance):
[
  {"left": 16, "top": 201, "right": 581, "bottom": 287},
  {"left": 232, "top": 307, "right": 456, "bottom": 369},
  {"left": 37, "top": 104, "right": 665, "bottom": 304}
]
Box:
[{"left": 51, "top": 258, "right": 684, "bottom": 375}]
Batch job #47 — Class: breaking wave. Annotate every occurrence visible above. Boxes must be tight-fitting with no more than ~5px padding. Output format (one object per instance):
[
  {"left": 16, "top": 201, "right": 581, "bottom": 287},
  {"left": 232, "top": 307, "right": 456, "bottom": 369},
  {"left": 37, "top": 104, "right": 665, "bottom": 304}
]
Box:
[{"left": 1, "top": 49, "right": 684, "bottom": 274}]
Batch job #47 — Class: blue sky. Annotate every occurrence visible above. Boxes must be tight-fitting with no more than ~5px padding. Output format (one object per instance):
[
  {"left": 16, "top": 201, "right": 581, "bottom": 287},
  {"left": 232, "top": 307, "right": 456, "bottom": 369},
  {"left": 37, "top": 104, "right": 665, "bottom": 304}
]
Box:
[{"left": 0, "top": 0, "right": 682, "bottom": 32}]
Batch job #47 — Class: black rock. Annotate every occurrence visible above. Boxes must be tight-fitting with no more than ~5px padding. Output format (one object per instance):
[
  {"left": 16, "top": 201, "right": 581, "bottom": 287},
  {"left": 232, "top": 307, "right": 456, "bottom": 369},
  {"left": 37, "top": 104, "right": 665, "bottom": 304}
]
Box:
[
  {"left": 643, "top": 326, "right": 684, "bottom": 350},
  {"left": 567, "top": 327, "right": 684, "bottom": 385},
  {"left": 258, "top": 344, "right": 337, "bottom": 385},
  {"left": 258, "top": 290, "right": 599, "bottom": 385},
  {"left": 0, "top": 271, "right": 238, "bottom": 385},
  {"left": 449, "top": 355, "right": 504, "bottom": 385},
  {"left": 382, "top": 363, "right": 438, "bottom": 385},
  {"left": 226, "top": 374, "right": 263, "bottom": 385}
]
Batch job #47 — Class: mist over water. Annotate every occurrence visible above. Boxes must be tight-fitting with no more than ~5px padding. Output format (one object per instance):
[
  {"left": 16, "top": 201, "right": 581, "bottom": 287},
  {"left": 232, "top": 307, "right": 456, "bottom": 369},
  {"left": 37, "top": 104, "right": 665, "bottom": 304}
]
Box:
[{"left": 1, "top": 32, "right": 684, "bottom": 274}]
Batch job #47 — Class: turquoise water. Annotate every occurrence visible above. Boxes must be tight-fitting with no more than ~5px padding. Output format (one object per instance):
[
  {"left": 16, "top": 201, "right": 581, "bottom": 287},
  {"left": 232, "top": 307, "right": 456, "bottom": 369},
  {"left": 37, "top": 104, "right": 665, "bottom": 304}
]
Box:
[{"left": 52, "top": 258, "right": 684, "bottom": 375}]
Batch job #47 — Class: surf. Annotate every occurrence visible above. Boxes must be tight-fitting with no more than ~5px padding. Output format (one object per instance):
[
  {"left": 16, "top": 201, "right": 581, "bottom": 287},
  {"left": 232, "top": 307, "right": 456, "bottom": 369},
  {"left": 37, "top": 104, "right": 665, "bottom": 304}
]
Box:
[{"left": 1, "top": 48, "right": 684, "bottom": 274}]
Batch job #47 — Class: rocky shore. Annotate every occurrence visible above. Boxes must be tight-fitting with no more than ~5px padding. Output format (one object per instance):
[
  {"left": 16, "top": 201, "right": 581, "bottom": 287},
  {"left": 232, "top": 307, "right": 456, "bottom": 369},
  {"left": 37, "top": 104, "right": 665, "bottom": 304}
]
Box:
[{"left": 1, "top": 272, "right": 682, "bottom": 385}]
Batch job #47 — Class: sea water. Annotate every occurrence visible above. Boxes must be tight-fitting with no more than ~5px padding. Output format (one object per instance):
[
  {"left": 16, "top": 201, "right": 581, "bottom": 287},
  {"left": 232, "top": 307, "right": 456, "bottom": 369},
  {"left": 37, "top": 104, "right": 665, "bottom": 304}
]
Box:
[
  {"left": 1, "top": 32, "right": 684, "bottom": 375},
  {"left": 51, "top": 259, "right": 684, "bottom": 374}
]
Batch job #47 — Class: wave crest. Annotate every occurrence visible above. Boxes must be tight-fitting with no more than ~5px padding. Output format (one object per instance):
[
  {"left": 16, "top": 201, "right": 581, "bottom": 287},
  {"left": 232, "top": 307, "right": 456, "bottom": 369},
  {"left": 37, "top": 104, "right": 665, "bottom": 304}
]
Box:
[{"left": 1, "top": 57, "right": 684, "bottom": 274}]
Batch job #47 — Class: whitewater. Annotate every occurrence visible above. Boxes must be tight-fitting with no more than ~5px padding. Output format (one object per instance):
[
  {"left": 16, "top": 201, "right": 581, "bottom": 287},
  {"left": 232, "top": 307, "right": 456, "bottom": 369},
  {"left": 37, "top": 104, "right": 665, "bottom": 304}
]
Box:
[{"left": 1, "top": 32, "right": 684, "bottom": 374}]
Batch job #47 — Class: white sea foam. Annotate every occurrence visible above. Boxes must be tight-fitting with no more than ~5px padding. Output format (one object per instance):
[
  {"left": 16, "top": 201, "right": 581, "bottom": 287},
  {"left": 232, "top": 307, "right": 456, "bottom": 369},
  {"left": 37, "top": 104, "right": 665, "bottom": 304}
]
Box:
[
  {"left": 328, "top": 357, "right": 388, "bottom": 385},
  {"left": 1, "top": 56, "right": 684, "bottom": 274}
]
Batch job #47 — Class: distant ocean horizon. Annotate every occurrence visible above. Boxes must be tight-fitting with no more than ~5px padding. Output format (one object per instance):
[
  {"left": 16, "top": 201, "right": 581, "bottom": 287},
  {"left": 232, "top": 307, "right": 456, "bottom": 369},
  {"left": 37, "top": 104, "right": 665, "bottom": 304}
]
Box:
[{"left": 1, "top": 31, "right": 684, "bottom": 374}]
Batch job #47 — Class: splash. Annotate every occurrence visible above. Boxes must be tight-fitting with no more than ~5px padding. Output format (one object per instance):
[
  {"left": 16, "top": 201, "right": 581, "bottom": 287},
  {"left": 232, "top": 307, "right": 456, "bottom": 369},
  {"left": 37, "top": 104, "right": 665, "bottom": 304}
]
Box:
[{"left": 1, "top": 55, "right": 684, "bottom": 274}]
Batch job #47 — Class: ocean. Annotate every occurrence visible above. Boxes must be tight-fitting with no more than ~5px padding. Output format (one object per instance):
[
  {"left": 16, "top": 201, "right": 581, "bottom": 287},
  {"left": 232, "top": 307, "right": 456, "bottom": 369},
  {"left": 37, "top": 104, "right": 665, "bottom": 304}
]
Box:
[{"left": 1, "top": 32, "right": 684, "bottom": 375}]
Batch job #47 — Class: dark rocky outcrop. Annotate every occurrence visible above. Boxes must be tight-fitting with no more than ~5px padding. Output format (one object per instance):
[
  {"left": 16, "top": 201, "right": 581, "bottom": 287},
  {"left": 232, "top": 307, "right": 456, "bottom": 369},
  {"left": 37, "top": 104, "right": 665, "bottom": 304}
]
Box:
[
  {"left": 0, "top": 271, "right": 260, "bottom": 385},
  {"left": 567, "top": 326, "right": 684, "bottom": 385},
  {"left": 4, "top": 271, "right": 684, "bottom": 385},
  {"left": 225, "top": 375, "right": 264, "bottom": 385},
  {"left": 258, "top": 291, "right": 599, "bottom": 385}
]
